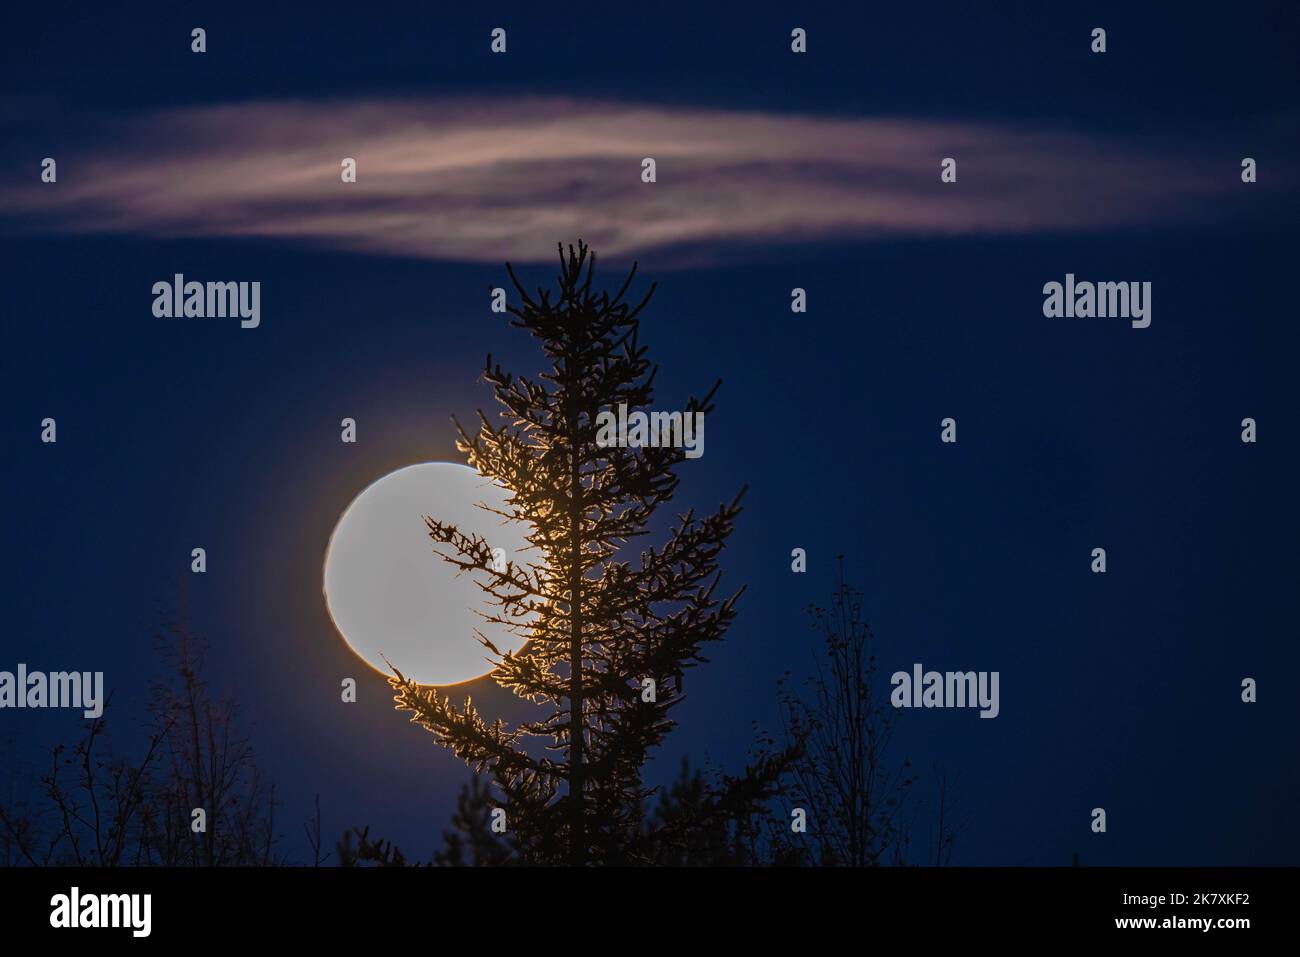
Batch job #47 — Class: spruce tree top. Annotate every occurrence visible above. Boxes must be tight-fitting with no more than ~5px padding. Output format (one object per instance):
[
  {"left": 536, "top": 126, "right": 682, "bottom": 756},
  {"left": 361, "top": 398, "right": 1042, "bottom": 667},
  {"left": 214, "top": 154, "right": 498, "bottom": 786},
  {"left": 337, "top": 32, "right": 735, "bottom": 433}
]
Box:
[{"left": 390, "top": 241, "right": 747, "bottom": 865}]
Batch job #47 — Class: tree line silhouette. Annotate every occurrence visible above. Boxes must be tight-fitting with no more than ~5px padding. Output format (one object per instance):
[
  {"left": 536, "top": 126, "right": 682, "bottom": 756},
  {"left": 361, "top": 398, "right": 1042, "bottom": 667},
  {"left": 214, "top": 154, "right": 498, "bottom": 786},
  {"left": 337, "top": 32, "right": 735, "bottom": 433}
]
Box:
[{"left": 2, "top": 243, "right": 962, "bottom": 867}]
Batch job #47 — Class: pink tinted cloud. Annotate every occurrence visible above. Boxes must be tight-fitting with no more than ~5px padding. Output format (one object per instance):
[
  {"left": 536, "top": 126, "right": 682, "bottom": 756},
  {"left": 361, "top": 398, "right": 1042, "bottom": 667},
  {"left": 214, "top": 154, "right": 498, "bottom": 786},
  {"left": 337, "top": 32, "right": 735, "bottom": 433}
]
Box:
[{"left": 2, "top": 96, "right": 1251, "bottom": 263}]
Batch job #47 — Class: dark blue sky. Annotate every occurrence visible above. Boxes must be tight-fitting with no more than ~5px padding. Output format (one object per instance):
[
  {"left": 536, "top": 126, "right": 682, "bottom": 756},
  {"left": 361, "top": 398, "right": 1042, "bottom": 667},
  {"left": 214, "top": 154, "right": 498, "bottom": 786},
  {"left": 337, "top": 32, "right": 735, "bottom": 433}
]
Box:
[{"left": 3, "top": 2, "right": 1298, "bottom": 865}]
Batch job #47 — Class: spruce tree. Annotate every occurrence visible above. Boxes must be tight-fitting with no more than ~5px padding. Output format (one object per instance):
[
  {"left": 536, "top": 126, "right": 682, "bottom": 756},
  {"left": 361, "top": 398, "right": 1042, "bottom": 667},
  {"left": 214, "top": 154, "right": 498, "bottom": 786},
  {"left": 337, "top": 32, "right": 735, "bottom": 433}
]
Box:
[{"left": 389, "top": 241, "right": 782, "bottom": 865}]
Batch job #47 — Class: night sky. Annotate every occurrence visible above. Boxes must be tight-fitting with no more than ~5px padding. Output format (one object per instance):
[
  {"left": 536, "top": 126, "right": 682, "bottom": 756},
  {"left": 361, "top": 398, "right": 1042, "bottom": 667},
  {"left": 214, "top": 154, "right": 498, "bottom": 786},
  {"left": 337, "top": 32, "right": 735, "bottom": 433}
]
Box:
[{"left": 3, "top": 2, "right": 1298, "bottom": 865}]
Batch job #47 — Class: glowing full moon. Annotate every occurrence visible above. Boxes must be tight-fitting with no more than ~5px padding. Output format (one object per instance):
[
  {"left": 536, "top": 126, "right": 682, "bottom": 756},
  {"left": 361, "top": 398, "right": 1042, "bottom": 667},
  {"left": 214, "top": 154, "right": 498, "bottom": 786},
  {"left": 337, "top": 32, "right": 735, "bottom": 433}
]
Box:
[{"left": 323, "top": 462, "right": 532, "bottom": 686}]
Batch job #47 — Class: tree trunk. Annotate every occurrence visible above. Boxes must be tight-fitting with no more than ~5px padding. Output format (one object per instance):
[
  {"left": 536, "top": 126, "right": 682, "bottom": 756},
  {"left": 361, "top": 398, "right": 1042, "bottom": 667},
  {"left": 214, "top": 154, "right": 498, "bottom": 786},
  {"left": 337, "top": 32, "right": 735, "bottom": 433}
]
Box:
[{"left": 568, "top": 407, "right": 585, "bottom": 865}]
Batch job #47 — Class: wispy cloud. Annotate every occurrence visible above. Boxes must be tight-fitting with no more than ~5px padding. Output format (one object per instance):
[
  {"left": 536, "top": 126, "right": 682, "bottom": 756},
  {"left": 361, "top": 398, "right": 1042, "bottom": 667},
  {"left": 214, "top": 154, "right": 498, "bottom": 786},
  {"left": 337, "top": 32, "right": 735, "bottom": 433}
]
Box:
[{"left": 1, "top": 97, "right": 1278, "bottom": 263}]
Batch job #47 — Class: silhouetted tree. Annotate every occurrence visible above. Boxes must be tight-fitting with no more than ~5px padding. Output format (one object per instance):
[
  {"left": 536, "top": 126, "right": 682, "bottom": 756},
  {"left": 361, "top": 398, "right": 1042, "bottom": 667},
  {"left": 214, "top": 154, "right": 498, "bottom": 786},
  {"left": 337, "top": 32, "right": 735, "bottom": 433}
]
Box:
[
  {"left": 336, "top": 776, "right": 511, "bottom": 867},
  {"left": 431, "top": 775, "right": 515, "bottom": 866},
  {"left": 0, "top": 599, "right": 284, "bottom": 866},
  {"left": 641, "top": 757, "right": 811, "bottom": 865},
  {"left": 389, "top": 241, "right": 789, "bottom": 865},
  {"left": 923, "top": 764, "right": 964, "bottom": 866},
  {"left": 336, "top": 825, "right": 412, "bottom": 867},
  {"left": 776, "top": 559, "right": 919, "bottom": 866}
]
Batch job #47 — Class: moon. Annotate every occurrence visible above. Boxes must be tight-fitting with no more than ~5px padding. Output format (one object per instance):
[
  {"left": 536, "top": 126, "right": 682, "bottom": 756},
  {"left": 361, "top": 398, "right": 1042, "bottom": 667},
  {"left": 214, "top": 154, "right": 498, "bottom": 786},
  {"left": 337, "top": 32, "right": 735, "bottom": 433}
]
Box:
[{"left": 323, "top": 462, "right": 532, "bottom": 686}]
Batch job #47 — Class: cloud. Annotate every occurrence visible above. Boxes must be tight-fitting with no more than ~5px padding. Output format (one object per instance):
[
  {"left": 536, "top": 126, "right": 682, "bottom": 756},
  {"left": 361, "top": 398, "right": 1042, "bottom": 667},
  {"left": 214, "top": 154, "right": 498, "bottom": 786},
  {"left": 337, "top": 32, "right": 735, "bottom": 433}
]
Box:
[{"left": 0, "top": 96, "right": 1275, "bottom": 264}]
